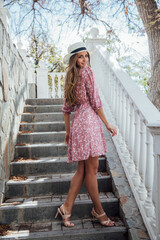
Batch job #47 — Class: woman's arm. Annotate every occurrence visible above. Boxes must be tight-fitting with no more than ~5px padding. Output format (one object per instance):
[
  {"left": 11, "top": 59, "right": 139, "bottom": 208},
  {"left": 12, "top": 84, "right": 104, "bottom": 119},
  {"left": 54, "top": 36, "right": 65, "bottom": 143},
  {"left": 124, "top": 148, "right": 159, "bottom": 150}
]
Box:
[
  {"left": 64, "top": 114, "right": 71, "bottom": 145},
  {"left": 96, "top": 107, "right": 117, "bottom": 137}
]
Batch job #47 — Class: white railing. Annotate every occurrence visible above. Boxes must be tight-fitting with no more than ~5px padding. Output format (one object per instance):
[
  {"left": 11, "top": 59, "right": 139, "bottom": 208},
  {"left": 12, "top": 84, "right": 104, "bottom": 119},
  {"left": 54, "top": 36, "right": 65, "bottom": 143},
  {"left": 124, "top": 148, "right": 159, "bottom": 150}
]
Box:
[
  {"left": 36, "top": 62, "right": 65, "bottom": 98},
  {"left": 88, "top": 42, "right": 160, "bottom": 240},
  {"left": 48, "top": 72, "right": 65, "bottom": 98}
]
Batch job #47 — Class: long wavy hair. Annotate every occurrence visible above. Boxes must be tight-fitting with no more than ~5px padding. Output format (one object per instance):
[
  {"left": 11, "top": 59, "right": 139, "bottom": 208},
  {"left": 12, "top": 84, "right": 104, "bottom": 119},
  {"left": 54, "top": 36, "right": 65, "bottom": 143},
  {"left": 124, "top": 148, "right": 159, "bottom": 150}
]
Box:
[{"left": 64, "top": 51, "right": 90, "bottom": 106}]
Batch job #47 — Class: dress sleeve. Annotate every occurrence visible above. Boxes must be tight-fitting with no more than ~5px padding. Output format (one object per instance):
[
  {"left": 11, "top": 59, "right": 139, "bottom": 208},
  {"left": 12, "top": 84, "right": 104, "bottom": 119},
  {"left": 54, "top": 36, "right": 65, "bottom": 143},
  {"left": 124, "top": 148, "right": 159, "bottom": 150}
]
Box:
[
  {"left": 82, "top": 67, "right": 103, "bottom": 112},
  {"left": 62, "top": 98, "right": 75, "bottom": 114}
]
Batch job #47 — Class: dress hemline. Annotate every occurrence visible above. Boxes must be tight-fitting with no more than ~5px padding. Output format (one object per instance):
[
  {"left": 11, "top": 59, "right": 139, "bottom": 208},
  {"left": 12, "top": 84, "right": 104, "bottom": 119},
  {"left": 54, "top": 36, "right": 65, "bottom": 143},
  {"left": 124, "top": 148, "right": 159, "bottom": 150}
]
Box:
[{"left": 67, "top": 150, "right": 107, "bottom": 164}]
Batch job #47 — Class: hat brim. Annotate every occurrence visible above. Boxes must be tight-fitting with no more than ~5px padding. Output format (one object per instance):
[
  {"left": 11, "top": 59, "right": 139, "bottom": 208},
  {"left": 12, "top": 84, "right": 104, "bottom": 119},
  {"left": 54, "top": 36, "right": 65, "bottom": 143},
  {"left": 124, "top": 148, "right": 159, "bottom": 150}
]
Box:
[{"left": 63, "top": 49, "right": 89, "bottom": 64}]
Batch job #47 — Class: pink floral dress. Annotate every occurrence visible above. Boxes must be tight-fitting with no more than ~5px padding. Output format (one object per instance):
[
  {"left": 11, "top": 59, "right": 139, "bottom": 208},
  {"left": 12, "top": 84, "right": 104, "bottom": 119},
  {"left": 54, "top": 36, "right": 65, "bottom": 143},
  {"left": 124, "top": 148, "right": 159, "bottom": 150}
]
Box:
[{"left": 62, "top": 66, "right": 107, "bottom": 163}]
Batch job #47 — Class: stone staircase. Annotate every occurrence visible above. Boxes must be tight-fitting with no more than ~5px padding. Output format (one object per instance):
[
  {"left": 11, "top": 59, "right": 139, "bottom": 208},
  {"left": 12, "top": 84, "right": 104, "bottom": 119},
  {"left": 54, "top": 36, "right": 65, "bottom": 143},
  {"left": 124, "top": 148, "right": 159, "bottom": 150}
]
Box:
[{"left": 0, "top": 98, "right": 128, "bottom": 240}]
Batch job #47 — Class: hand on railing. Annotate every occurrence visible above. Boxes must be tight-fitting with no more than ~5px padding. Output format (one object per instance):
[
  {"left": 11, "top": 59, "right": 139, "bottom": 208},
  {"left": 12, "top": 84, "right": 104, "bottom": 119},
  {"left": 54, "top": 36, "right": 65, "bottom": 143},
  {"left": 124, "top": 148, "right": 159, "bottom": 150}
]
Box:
[{"left": 105, "top": 123, "right": 117, "bottom": 137}]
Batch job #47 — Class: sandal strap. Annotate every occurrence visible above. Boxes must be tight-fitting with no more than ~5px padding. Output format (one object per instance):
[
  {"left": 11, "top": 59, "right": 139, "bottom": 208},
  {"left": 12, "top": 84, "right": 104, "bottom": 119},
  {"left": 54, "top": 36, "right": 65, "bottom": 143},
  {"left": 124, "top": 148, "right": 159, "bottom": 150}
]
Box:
[
  {"left": 60, "top": 205, "right": 71, "bottom": 220},
  {"left": 92, "top": 208, "right": 106, "bottom": 218},
  {"left": 97, "top": 212, "right": 106, "bottom": 218},
  {"left": 63, "top": 214, "right": 71, "bottom": 220},
  {"left": 101, "top": 219, "right": 112, "bottom": 225}
]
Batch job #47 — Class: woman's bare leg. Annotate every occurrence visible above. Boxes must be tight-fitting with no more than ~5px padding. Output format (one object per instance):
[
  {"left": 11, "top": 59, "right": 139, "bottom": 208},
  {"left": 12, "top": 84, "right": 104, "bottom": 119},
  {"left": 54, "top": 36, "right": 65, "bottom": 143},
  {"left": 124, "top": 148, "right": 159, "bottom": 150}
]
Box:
[
  {"left": 63, "top": 160, "right": 85, "bottom": 213},
  {"left": 85, "top": 156, "right": 114, "bottom": 224}
]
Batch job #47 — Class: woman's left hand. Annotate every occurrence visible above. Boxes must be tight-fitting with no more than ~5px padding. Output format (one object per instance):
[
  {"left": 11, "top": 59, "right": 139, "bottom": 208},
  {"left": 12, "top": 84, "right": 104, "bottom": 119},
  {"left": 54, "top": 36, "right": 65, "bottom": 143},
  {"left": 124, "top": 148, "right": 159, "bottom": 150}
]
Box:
[
  {"left": 65, "top": 133, "right": 70, "bottom": 145},
  {"left": 106, "top": 124, "right": 117, "bottom": 137}
]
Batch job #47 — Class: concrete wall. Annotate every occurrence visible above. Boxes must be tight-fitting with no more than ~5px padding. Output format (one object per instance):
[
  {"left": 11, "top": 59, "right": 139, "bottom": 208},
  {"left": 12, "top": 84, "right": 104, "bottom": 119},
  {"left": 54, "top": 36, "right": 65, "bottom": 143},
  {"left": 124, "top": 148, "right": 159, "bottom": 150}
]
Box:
[{"left": 0, "top": 18, "right": 29, "bottom": 203}]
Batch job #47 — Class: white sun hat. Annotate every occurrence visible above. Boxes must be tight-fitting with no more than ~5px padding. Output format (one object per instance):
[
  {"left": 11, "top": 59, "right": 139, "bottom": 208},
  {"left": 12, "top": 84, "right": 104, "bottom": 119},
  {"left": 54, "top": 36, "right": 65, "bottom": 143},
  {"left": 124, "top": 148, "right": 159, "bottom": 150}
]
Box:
[{"left": 63, "top": 42, "right": 88, "bottom": 64}]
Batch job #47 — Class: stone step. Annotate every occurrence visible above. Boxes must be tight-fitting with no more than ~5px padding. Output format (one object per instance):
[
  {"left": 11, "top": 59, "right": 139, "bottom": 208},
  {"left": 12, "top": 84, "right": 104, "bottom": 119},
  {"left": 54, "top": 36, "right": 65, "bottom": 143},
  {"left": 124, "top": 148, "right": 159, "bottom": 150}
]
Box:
[
  {"left": 26, "top": 98, "right": 64, "bottom": 105},
  {"left": 19, "top": 122, "right": 65, "bottom": 132},
  {"left": 17, "top": 131, "right": 66, "bottom": 144},
  {"left": 21, "top": 113, "right": 67, "bottom": 123},
  {"left": 0, "top": 219, "right": 127, "bottom": 240},
  {"left": 6, "top": 173, "right": 111, "bottom": 198},
  {"left": 10, "top": 157, "right": 106, "bottom": 176},
  {"left": 24, "top": 104, "right": 63, "bottom": 113},
  {"left": 15, "top": 143, "right": 67, "bottom": 159},
  {"left": 0, "top": 194, "right": 119, "bottom": 224}
]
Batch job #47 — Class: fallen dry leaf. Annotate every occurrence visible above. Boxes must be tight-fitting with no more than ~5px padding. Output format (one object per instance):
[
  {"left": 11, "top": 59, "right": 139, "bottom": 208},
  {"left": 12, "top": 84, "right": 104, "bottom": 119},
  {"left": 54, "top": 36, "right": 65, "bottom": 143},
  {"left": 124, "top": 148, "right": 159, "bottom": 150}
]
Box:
[
  {"left": 12, "top": 157, "right": 38, "bottom": 162},
  {"left": 18, "top": 130, "right": 33, "bottom": 134},
  {"left": 0, "top": 225, "right": 13, "bottom": 236},
  {"left": 10, "top": 176, "right": 28, "bottom": 181}
]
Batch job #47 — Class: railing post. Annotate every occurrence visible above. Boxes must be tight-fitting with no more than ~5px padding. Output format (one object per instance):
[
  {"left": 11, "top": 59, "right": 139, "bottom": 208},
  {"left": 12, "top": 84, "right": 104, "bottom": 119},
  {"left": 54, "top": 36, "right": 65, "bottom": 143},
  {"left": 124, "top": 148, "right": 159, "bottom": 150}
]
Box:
[
  {"left": 147, "top": 126, "right": 160, "bottom": 240},
  {"left": 86, "top": 27, "right": 106, "bottom": 65},
  {"left": 17, "top": 40, "right": 36, "bottom": 98},
  {"left": 37, "top": 61, "right": 49, "bottom": 98}
]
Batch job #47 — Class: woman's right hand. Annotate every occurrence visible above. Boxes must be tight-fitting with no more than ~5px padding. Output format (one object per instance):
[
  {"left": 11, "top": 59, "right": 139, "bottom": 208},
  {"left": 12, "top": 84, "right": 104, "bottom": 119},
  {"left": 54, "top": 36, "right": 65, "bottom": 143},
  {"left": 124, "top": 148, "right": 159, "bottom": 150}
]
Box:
[{"left": 65, "top": 133, "right": 70, "bottom": 145}]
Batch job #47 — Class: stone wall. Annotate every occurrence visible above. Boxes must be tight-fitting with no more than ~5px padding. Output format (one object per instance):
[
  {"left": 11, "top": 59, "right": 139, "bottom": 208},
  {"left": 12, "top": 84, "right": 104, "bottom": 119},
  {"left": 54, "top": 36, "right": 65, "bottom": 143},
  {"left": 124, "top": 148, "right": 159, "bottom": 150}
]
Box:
[{"left": 0, "top": 18, "right": 29, "bottom": 203}]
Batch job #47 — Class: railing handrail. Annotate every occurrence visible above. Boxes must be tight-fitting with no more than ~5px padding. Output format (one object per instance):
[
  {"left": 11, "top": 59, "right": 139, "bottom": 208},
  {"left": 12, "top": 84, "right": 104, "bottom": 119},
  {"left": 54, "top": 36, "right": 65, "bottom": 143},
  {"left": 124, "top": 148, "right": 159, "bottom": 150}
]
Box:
[{"left": 98, "top": 45, "right": 160, "bottom": 126}]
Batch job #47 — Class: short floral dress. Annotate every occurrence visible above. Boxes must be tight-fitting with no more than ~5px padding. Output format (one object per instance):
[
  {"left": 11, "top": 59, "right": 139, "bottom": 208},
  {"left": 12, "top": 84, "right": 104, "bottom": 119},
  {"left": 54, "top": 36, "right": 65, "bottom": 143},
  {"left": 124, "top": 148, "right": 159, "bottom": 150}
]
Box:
[{"left": 62, "top": 66, "right": 107, "bottom": 163}]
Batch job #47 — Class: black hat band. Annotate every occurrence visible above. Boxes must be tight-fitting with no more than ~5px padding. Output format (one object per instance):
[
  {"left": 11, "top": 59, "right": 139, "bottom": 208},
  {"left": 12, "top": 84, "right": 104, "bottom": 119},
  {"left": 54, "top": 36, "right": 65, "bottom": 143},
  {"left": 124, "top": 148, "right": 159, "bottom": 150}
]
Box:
[{"left": 71, "top": 47, "right": 87, "bottom": 54}]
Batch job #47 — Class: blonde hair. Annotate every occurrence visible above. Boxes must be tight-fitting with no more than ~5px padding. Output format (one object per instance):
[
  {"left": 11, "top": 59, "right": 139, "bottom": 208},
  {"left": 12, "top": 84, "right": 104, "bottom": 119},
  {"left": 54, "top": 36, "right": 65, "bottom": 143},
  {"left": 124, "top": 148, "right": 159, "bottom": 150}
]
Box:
[{"left": 64, "top": 52, "right": 90, "bottom": 106}]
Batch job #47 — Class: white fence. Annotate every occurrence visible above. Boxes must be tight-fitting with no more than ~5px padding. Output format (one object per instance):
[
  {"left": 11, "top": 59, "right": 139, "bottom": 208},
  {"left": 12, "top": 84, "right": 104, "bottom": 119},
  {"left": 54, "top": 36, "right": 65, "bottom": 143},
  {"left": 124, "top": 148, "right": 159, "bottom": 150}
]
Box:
[
  {"left": 48, "top": 72, "right": 65, "bottom": 98},
  {"left": 36, "top": 64, "right": 65, "bottom": 99},
  {"left": 89, "top": 42, "right": 160, "bottom": 240}
]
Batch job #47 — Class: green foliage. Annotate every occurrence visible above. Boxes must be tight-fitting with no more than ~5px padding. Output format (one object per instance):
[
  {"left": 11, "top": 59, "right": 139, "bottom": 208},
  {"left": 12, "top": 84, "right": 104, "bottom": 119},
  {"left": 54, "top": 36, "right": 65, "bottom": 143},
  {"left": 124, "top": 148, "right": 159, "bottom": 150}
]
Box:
[
  {"left": 118, "top": 56, "right": 150, "bottom": 94},
  {"left": 28, "top": 32, "right": 66, "bottom": 97},
  {"left": 28, "top": 32, "right": 65, "bottom": 72},
  {"left": 105, "top": 32, "right": 150, "bottom": 94}
]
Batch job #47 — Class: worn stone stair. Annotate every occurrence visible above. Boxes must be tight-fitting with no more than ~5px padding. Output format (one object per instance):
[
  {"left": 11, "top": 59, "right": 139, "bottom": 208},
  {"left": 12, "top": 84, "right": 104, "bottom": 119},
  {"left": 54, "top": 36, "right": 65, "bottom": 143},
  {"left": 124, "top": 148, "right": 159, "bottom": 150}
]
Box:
[{"left": 0, "top": 98, "right": 128, "bottom": 240}]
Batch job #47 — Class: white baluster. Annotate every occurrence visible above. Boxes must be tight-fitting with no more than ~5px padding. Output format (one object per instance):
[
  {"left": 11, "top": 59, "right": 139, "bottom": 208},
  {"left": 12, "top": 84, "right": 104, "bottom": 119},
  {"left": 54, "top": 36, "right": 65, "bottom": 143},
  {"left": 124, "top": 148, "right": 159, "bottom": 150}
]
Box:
[
  {"left": 115, "top": 79, "right": 119, "bottom": 124},
  {"left": 120, "top": 88, "right": 127, "bottom": 153},
  {"left": 119, "top": 85, "right": 123, "bottom": 131},
  {"left": 57, "top": 73, "right": 61, "bottom": 98},
  {"left": 121, "top": 88, "right": 126, "bottom": 139},
  {"left": 51, "top": 73, "right": 56, "bottom": 98},
  {"left": 112, "top": 76, "right": 116, "bottom": 116},
  {"left": 137, "top": 118, "right": 147, "bottom": 200},
  {"left": 117, "top": 83, "right": 121, "bottom": 130},
  {"left": 128, "top": 102, "right": 135, "bottom": 154},
  {"left": 132, "top": 110, "right": 141, "bottom": 187},
  {"left": 110, "top": 72, "right": 114, "bottom": 112},
  {"left": 151, "top": 152, "right": 157, "bottom": 236},
  {"left": 144, "top": 129, "right": 154, "bottom": 217},
  {"left": 123, "top": 94, "right": 131, "bottom": 164},
  {"left": 104, "top": 67, "right": 110, "bottom": 103},
  {"left": 125, "top": 94, "right": 130, "bottom": 146},
  {"left": 107, "top": 69, "right": 112, "bottom": 107},
  {"left": 128, "top": 101, "right": 135, "bottom": 175}
]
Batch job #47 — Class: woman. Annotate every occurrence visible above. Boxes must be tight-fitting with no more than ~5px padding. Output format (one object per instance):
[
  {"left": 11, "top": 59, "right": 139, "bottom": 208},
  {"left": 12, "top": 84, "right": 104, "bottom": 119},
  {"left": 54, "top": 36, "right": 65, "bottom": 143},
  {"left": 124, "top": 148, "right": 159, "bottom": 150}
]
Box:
[{"left": 55, "top": 42, "right": 117, "bottom": 227}]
